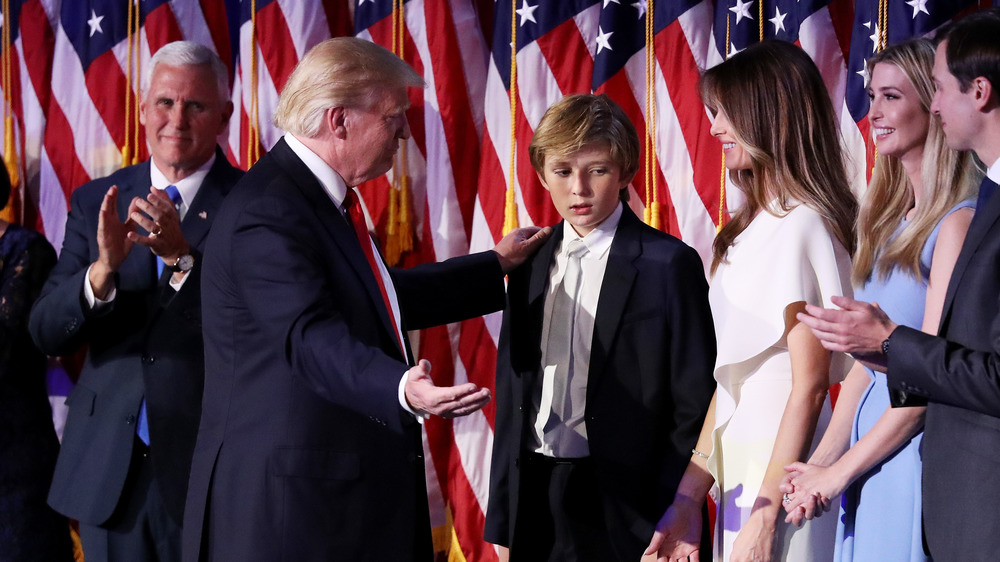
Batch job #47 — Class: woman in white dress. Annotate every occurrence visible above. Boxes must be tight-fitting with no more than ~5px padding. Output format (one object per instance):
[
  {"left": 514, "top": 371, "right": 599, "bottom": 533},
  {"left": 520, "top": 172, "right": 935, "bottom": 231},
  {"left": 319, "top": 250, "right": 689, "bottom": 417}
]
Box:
[{"left": 645, "top": 40, "right": 857, "bottom": 562}]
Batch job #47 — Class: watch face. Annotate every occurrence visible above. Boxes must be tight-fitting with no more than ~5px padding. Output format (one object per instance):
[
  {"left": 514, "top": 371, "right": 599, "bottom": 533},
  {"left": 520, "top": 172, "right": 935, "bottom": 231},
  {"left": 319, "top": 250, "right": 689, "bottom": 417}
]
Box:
[
  {"left": 176, "top": 254, "right": 195, "bottom": 272},
  {"left": 168, "top": 254, "right": 194, "bottom": 273}
]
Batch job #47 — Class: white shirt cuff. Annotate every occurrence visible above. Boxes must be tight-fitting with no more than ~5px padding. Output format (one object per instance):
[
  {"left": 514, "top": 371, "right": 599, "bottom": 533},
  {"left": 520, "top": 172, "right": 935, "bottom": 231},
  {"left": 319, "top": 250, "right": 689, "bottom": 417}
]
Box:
[
  {"left": 398, "top": 371, "right": 429, "bottom": 423},
  {"left": 168, "top": 270, "right": 191, "bottom": 291},
  {"left": 84, "top": 263, "right": 115, "bottom": 309}
]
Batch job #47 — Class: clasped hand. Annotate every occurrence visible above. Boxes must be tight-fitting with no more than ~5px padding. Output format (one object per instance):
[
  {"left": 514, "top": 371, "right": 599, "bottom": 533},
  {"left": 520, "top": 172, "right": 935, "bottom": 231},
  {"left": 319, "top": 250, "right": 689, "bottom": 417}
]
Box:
[{"left": 778, "top": 462, "right": 845, "bottom": 526}]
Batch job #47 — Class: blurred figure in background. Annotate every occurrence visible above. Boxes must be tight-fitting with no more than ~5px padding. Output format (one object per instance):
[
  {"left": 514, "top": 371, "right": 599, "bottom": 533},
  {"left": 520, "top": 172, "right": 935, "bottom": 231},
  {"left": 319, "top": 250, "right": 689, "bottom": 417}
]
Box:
[{"left": 0, "top": 162, "right": 73, "bottom": 561}]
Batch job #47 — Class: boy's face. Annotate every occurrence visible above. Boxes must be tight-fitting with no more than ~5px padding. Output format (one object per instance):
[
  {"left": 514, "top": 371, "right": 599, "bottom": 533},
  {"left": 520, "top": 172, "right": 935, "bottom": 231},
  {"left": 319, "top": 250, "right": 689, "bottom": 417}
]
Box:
[{"left": 538, "top": 142, "right": 629, "bottom": 237}]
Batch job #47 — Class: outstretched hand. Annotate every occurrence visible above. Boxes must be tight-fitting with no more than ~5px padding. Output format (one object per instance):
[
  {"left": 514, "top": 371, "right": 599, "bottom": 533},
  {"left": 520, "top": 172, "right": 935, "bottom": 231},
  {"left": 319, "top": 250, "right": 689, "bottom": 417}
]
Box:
[
  {"left": 404, "top": 359, "right": 491, "bottom": 418},
  {"left": 645, "top": 499, "right": 703, "bottom": 561},
  {"left": 492, "top": 226, "right": 552, "bottom": 273}
]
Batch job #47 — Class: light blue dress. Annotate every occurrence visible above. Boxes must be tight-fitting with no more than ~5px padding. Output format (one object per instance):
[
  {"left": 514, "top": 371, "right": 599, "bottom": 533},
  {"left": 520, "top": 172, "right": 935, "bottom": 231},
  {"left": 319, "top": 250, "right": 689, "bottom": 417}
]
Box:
[{"left": 835, "top": 200, "right": 974, "bottom": 562}]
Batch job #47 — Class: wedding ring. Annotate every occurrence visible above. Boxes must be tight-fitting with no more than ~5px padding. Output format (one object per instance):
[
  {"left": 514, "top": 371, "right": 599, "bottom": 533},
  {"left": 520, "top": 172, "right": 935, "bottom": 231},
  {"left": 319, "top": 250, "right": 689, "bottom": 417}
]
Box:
[
  {"left": 151, "top": 225, "right": 163, "bottom": 238},
  {"left": 782, "top": 493, "right": 792, "bottom": 503}
]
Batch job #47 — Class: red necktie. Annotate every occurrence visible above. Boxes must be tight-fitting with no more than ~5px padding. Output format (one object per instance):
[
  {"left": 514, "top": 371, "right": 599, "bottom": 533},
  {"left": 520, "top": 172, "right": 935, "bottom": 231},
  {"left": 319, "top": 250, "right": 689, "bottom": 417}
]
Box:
[{"left": 343, "top": 189, "right": 405, "bottom": 355}]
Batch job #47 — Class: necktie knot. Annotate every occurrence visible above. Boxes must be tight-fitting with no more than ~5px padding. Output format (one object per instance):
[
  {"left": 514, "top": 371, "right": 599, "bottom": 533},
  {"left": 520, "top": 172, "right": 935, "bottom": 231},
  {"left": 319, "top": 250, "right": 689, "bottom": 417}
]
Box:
[{"left": 565, "top": 239, "right": 587, "bottom": 260}]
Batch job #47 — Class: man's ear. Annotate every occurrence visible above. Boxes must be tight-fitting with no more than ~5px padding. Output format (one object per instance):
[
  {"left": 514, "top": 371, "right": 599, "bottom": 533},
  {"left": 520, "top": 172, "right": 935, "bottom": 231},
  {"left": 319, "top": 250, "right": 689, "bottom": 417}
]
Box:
[
  {"left": 972, "top": 76, "right": 996, "bottom": 111},
  {"left": 218, "top": 101, "right": 234, "bottom": 133},
  {"left": 329, "top": 106, "right": 348, "bottom": 139}
]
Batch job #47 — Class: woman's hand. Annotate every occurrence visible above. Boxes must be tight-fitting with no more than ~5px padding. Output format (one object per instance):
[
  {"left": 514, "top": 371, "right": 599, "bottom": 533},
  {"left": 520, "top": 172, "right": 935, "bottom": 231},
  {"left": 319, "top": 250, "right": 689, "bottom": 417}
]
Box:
[
  {"left": 730, "top": 510, "right": 776, "bottom": 562},
  {"left": 780, "top": 461, "right": 844, "bottom": 524},
  {"left": 645, "top": 498, "right": 703, "bottom": 561}
]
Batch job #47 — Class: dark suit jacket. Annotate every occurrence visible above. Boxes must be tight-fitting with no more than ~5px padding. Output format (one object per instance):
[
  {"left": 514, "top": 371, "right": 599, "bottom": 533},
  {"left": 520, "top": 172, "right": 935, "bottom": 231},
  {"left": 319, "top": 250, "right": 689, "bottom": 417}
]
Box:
[
  {"left": 887, "top": 176, "right": 1000, "bottom": 560},
  {"left": 182, "top": 138, "right": 506, "bottom": 562},
  {"left": 485, "top": 207, "right": 717, "bottom": 560},
  {"left": 29, "top": 149, "right": 243, "bottom": 525}
]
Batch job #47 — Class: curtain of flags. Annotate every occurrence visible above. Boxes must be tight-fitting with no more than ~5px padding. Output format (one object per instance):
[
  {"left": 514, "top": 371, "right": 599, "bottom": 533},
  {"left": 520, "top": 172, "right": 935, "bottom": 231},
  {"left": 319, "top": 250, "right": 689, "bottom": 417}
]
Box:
[{"left": 1, "top": 1, "right": 993, "bottom": 560}]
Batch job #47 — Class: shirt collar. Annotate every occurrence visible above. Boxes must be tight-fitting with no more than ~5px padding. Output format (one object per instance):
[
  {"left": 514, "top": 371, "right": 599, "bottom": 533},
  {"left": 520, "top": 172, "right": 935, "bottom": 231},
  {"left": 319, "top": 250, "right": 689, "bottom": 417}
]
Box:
[
  {"left": 560, "top": 202, "right": 622, "bottom": 259},
  {"left": 988, "top": 157, "right": 1000, "bottom": 186},
  {"left": 149, "top": 154, "right": 216, "bottom": 209},
  {"left": 285, "top": 133, "right": 349, "bottom": 209}
]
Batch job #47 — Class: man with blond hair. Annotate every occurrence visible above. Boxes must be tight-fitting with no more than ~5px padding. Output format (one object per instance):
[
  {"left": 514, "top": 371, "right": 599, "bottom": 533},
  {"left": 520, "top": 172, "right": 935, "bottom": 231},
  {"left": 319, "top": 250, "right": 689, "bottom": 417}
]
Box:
[{"left": 182, "top": 37, "right": 548, "bottom": 561}]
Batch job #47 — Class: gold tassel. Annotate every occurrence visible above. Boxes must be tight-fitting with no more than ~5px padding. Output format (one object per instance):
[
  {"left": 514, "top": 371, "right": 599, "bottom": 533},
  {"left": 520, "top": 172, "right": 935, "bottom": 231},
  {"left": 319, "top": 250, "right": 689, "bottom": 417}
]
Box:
[
  {"left": 503, "top": 0, "right": 520, "bottom": 235},
  {"left": 383, "top": 0, "right": 417, "bottom": 265},
  {"left": 1, "top": 0, "right": 19, "bottom": 221},
  {"left": 385, "top": 167, "right": 401, "bottom": 265},
  {"left": 398, "top": 171, "right": 413, "bottom": 254},
  {"left": 4, "top": 115, "right": 17, "bottom": 187}
]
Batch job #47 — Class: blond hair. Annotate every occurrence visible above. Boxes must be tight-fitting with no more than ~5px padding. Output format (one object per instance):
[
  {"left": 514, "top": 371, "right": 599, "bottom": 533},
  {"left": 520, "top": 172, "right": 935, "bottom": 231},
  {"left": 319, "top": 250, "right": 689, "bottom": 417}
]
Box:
[
  {"left": 853, "top": 39, "right": 980, "bottom": 286},
  {"left": 528, "top": 94, "right": 639, "bottom": 202},
  {"left": 702, "top": 40, "right": 858, "bottom": 275},
  {"left": 274, "top": 37, "right": 424, "bottom": 138}
]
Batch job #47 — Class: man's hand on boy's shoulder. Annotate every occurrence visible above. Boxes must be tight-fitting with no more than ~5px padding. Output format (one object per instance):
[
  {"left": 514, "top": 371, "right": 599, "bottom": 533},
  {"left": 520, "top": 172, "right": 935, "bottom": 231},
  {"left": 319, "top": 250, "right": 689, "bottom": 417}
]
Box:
[{"left": 492, "top": 226, "right": 553, "bottom": 273}]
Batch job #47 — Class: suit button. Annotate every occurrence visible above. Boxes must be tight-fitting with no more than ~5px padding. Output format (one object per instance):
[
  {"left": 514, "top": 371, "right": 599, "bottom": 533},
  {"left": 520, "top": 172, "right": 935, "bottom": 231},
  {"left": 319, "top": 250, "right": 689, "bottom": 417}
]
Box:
[
  {"left": 141, "top": 354, "right": 154, "bottom": 365},
  {"left": 515, "top": 457, "right": 520, "bottom": 468},
  {"left": 126, "top": 414, "right": 136, "bottom": 424},
  {"left": 518, "top": 404, "right": 524, "bottom": 411}
]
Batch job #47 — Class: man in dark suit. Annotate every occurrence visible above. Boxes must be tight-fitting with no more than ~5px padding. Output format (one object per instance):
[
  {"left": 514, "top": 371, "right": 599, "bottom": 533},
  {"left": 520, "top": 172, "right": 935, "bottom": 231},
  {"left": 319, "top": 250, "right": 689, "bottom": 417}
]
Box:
[
  {"left": 797, "top": 9, "right": 1000, "bottom": 560},
  {"left": 485, "top": 94, "right": 717, "bottom": 561},
  {"left": 182, "top": 37, "right": 547, "bottom": 562},
  {"left": 28, "top": 42, "right": 241, "bottom": 561}
]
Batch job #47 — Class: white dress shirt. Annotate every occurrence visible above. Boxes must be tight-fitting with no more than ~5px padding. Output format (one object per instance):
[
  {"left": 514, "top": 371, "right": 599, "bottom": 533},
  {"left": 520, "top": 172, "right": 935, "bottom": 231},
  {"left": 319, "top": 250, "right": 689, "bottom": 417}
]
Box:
[{"left": 531, "top": 202, "right": 623, "bottom": 458}]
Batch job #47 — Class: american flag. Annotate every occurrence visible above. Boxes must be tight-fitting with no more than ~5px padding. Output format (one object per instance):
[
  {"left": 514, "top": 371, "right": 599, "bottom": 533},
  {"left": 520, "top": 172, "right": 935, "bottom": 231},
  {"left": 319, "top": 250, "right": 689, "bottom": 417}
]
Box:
[{"left": 1, "top": 1, "right": 993, "bottom": 560}]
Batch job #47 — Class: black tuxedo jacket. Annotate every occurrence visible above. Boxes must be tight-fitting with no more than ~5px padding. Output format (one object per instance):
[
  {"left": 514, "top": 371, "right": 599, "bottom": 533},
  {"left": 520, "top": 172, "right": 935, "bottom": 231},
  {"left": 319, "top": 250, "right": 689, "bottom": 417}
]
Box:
[
  {"left": 485, "top": 207, "right": 717, "bottom": 559},
  {"left": 182, "top": 138, "right": 506, "bottom": 562},
  {"left": 888, "top": 176, "right": 1000, "bottom": 560},
  {"left": 29, "top": 149, "right": 243, "bottom": 525}
]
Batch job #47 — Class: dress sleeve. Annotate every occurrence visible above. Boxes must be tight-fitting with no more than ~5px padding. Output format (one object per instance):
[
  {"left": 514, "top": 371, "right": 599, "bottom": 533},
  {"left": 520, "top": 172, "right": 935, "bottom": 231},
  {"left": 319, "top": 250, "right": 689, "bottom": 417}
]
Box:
[{"left": 712, "top": 207, "right": 854, "bottom": 386}]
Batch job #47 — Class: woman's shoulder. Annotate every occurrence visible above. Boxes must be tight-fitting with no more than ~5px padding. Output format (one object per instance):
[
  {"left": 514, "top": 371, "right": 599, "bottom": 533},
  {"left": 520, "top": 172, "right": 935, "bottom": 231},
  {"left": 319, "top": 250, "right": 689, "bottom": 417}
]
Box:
[{"left": 2, "top": 224, "right": 55, "bottom": 261}]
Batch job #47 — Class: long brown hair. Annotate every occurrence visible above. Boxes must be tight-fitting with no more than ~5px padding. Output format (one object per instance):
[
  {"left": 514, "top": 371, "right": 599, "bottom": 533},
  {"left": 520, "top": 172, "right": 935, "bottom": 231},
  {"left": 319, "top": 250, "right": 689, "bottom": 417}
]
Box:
[
  {"left": 853, "top": 39, "right": 980, "bottom": 286},
  {"left": 702, "top": 40, "right": 858, "bottom": 275}
]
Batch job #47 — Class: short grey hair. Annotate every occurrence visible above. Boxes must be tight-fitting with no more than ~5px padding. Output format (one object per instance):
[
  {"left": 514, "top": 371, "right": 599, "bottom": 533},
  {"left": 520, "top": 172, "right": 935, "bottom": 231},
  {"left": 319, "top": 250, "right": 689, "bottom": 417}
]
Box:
[
  {"left": 143, "top": 40, "right": 230, "bottom": 102},
  {"left": 274, "top": 37, "right": 424, "bottom": 138}
]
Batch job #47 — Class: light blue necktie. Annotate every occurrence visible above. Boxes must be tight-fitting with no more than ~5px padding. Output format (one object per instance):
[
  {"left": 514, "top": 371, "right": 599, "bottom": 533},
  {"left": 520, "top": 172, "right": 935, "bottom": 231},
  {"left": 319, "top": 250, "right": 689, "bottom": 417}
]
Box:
[{"left": 140, "top": 185, "right": 182, "bottom": 445}]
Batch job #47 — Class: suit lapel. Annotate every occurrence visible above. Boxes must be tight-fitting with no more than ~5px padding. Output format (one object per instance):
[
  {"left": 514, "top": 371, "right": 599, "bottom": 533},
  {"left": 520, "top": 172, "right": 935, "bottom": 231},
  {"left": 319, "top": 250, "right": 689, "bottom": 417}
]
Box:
[
  {"left": 517, "top": 226, "right": 562, "bottom": 401},
  {"left": 939, "top": 178, "right": 1000, "bottom": 331},
  {"left": 180, "top": 149, "right": 232, "bottom": 250},
  {"left": 587, "top": 208, "right": 639, "bottom": 401},
  {"left": 269, "top": 139, "right": 402, "bottom": 356}
]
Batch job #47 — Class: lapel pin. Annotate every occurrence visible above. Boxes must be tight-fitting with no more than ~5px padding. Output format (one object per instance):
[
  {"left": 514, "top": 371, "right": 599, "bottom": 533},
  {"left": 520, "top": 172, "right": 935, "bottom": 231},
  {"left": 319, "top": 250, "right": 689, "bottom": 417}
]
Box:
[{"left": 198, "top": 211, "right": 208, "bottom": 219}]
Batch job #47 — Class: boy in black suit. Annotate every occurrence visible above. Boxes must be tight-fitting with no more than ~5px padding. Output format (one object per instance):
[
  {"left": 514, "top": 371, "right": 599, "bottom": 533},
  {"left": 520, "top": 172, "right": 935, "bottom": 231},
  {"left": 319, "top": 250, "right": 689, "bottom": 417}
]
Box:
[{"left": 485, "top": 94, "right": 717, "bottom": 561}]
